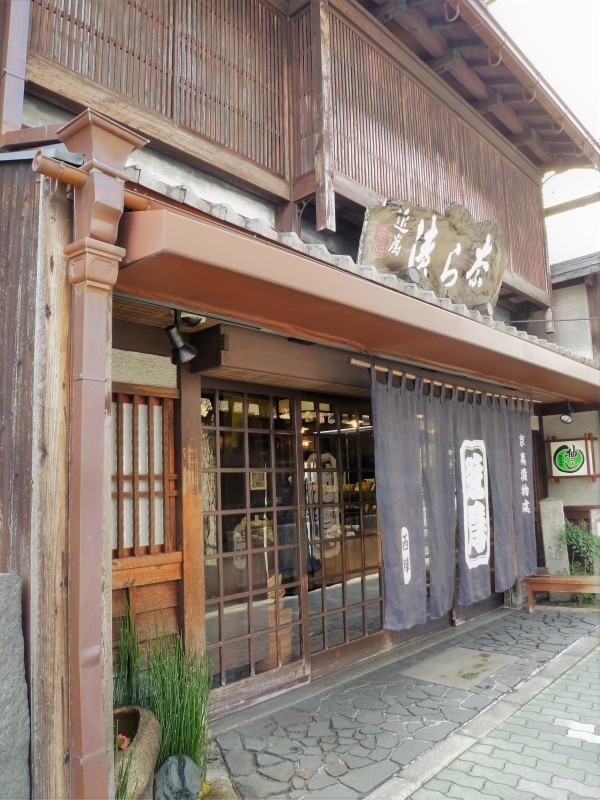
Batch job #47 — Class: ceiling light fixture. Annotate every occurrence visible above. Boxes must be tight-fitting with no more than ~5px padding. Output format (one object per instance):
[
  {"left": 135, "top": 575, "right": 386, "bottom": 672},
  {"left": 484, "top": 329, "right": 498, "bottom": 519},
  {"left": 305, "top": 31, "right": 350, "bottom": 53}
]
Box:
[
  {"left": 164, "top": 310, "right": 198, "bottom": 365},
  {"left": 560, "top": 401, "right": 573, "bottom": 425}
]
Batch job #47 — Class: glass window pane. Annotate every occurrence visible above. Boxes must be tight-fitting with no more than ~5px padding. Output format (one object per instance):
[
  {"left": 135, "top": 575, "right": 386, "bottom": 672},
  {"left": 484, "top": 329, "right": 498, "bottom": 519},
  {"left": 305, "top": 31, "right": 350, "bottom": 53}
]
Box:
[
  {"left": 319, "top": 433, "right": 339, "bottom": 463},
  {"left": 345, "top": 574, "right": 363, "bottom": 605},
  {"left": 222, "top": 598, "right": 249, "bottom": 640},
  {"left": 222, "top": 514, "right": 247, "bottom": 554},
  {"left": 202, "top": 470, "right": 218, "bottom": 512},
  {"left": 322, "top": 505, "right": 342, "bottom": 539},
  {"left": 205, "top": 559, "right": 219, "bottom": 600},
  {"left": 220, "top": 473, "right": 246, "bottom": 510},
  {"left": 249, "top": 433, "right": 271, "bottom": 468},
  {"left": 341, "top": 431, "right": 358, "bottom": 473},
  {"left": 274, "top": 434, "right": 295, "bottom": 468},
  {"left": 278, "top": 547, "right": 299, "bottom": 584},
  {"left": 365, "top": 569, "right": 382, "bottom": 600},
  {"left": 320, "top": 465, "right": 340, "bottom": 504},
  {"left": 290, "top": 624, "right": 302, "bottom": 663},
  {"left": 254, "top": 631, "right": 277, "bottom": 672},
  {"left": 251, "top": 593, "right": 276, "bottom": 632},
  {"left": 347, "top": 607, "right": 365, "bottom": 641},
  {"left": 252, "top": 551, "right": 275, "bottom": 591},
  {"left": 247, "top": 395, "right": 269, "bottom": 429},
  {"left": 367, "top": 602, "right": 383, "bottom": 634},
  {"left": 201, "top": 391, "right": 215, "bottom": 426},
  {"left": 223, "top": 641, "right": 250, "bottom": 683},
  {"left": 274, "top": 398, "right": 293, "bottom": 431},
  {"left": 364, "top": 534, "right": 381, "bottom": 568},
  {"left": 309, "top": 618, "right": 324, "bottom": 654},
  {"left": 219, "top": 393, "right": 244, "bottom": 428},
  {"left": 275, "top": 472, "right": 295, "bottom": 507},
  {"left": 277, "top": 510, "right": 297, "bottom": 546},
  {"left": 359, "top": 429, "right": 375, "bottom": 474},
  {"left": 205, "top": 604, "right": 219, "bottom": 644},
  {"left": 220, "top": 431, "right": 245, "bottom": 468},
  {"left": 222, "top": 554, "right": 248, "bottom": 595},
  {"left": 364, "top": 510, "right": 378, "bottom": 536},
  {"left": 250, "top": 475, "right": 272, "bottom": 510},
  {"left": 208, "top": 649, "right": 221, "bottom": 689},
  {"left": 327, "top": 612, "right": 345, "bottom": 647},
  {"left": 344, "top": 537, "right": 363, "bottom": 573},
  {"left": 204, "top": 514, "right": 219, "bottom": 556},
  {"left": 324, "top": 581, "right": 343, "bottom": 610},
  {"left": 250, "top": 513, "right": 274, "bottom": 548}
]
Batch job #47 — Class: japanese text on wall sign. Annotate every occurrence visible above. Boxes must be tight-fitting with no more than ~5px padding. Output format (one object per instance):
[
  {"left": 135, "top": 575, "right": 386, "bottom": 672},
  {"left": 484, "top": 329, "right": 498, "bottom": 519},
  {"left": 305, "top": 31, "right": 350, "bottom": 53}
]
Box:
[{"left": 357, "top": 201, "right": 507, "bottom": 309}]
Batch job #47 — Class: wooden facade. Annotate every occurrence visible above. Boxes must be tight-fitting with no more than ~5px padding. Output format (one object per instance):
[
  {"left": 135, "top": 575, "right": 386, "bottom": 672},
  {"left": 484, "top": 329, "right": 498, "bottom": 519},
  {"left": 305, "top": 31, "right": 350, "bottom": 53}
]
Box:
[
  {"left": 2, "top": 2, "right": 599, "bottom": 797},
  {"left": 23, "top": 0, "right": 599, "bottom": 303}
]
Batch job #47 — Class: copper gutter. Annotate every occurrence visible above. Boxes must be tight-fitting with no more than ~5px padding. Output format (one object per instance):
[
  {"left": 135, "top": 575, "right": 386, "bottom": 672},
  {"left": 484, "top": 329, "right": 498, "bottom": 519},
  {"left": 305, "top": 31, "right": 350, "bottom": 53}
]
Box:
[
  {"left": 116, "top": 207, "right": 599, "bottom": 403},
  {"left": 447, "top": 0, "right": 600, "bottom": 167},
  {"left": 33, "top": 111, "right": 147, "bottom": 798}
]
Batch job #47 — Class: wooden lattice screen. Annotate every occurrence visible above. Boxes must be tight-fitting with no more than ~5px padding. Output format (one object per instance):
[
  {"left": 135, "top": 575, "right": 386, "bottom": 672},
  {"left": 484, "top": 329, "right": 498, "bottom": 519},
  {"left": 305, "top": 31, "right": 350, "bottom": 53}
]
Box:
[
  {"left": 111, "top": 387, "right": 182, "bottom": 651},
  {"left": 111, "top": 391, "right": 178, "bottom": 558}
]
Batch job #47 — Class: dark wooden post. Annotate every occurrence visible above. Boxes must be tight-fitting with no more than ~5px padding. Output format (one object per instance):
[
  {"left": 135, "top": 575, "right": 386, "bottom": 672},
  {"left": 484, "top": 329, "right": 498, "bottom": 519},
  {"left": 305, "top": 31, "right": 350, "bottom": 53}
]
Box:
[{"left": 311, "top": 0, "right": 336, "bottom": 232}]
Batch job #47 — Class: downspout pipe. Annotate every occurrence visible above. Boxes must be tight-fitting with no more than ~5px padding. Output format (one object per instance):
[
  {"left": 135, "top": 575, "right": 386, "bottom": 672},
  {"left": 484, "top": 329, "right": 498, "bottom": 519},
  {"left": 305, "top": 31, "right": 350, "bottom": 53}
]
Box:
[{"left": 33, "top": 109, "right": 147, "bottom": 799}]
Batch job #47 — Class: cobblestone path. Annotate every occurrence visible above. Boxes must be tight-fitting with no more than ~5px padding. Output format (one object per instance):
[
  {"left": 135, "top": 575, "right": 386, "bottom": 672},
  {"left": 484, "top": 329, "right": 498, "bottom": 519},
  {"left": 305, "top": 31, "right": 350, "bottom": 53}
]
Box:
[{"left": 214, "top": 609, "right": 599, "bottom": 799}]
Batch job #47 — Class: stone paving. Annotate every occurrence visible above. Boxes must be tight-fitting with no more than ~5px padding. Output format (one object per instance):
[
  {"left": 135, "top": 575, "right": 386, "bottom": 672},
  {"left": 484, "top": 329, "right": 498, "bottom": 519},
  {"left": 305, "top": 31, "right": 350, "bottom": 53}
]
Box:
[
  {"left": 214, "top": 608, "right": 600, "bottom": 799},
  {"left": 409, "top": 643, "right": 600, "bottom": 800}
]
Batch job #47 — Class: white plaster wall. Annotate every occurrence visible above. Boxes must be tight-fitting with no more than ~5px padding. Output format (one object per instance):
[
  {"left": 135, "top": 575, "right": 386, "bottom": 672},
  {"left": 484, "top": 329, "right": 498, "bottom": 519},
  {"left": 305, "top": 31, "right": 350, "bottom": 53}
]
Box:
[
  {"left": 111, "top": 349, "right": 177, "bottom": 389},
  {"left": 527, "top": 283, "right": 593, "bottom": 360},
  {"left": 544, "top": 411, "right": 600, "bottom": 506},
  {"left": 23, "top": 95, "right": 276, "bottom": 227}
]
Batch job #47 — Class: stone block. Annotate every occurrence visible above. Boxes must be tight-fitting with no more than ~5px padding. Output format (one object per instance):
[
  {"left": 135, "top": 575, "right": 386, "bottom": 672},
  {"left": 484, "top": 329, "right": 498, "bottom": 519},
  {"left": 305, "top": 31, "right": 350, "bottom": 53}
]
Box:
[
  {"left": 0, "top": 573, "right": 30, "bottom": 800},
  {"left": 539, "top": 499, "right": 572, "bottom": 601}
]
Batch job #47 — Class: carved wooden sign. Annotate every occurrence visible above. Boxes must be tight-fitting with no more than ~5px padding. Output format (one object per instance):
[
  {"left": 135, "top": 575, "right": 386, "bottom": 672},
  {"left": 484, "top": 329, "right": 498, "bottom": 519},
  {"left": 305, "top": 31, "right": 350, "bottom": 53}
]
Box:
[{"left": 357, "top": 201, "right": 508, "bottom": 308}]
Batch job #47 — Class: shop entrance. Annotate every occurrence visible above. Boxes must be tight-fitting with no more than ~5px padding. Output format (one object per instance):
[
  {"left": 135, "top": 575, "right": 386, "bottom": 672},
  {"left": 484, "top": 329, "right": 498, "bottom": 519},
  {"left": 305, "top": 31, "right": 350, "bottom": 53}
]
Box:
[{"left": 200, "top": 383, "right": 386, "bottom": 704}]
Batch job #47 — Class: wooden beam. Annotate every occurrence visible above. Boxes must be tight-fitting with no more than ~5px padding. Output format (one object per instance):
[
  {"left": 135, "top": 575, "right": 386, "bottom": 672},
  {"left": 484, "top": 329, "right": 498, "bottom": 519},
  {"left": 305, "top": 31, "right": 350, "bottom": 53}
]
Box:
[
  {"left": 545, "top": 193, "right": 600, "bottom": 218},
  {"left": 586, "top": 273, "right": 600, "bottom": 365},
  {"left": 502, "top": 270, "right": 550, "bottom": 308},
  {"left": 25, "top": 54, "right": 291, "bottom": 203},
  {"left": 311, "top": 0, "right": 337, "bottom": 232}
]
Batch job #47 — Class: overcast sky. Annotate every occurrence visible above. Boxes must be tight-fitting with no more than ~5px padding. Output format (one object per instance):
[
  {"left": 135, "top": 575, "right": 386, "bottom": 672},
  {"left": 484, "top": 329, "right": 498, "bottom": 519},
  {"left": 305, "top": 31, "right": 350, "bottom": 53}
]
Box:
[{"left": 489, "top": 0, "right": 600, "bottom": 139}]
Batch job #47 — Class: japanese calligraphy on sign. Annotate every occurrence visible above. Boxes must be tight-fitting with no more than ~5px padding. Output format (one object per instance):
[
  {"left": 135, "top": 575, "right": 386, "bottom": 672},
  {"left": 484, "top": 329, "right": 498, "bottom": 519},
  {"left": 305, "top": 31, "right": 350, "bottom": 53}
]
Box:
[
  {"left": 357, "top": 200, "right": 508, "bottom": 308},
  {"left": 518, "top": 433, "right": 532, "bottom": 514},
  {"left": 400, "top": 526, "right": 411, "bottom": 585},
  {"left": 549, "top": 439, "right": 590, "bottom": 478},
  {"left": 459, "top": 440, "right": 491, "bottom": 569}
]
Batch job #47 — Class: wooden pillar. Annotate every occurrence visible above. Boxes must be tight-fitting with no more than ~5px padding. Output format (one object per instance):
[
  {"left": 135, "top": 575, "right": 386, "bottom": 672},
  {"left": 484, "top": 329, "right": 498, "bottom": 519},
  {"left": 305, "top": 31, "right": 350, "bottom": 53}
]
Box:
[
  {"left": 586, "top": 273, "right": 599, "bottom": 364},
  {"left": 311, "top": 0, "right": 336, "bottom": 233},
  {"left": 178, "top": 366, "right": 206, "bottom": 654}
]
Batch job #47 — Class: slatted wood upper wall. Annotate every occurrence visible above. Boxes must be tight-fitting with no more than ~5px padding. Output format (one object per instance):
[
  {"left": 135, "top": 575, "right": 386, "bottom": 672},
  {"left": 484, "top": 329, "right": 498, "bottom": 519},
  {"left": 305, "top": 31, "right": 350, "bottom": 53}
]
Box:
[
  {"left": 176, "top": 0, "right": 286, "bottom": 175},
  {"left": 290, "top": 8, "right": 314, "bottom": 178},
  {"left": 30, "top": 0, "right": 175, "bottom": 117},
  {"left": 329, "top": 11, "right": 548, "bottom": 292},
  {"left": 29, "top": 0, "right": 287, "bottom": 176}
]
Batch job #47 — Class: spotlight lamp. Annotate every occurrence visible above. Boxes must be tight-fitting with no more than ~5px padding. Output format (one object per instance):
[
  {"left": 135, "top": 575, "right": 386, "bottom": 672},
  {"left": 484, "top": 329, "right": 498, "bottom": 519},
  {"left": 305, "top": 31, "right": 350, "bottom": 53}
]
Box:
[
  {"left": 560, "top": 402, "right": 573, "bottom": 425},
  {"left": 164, "top": 310, "right": 198, "bottom": 365}
]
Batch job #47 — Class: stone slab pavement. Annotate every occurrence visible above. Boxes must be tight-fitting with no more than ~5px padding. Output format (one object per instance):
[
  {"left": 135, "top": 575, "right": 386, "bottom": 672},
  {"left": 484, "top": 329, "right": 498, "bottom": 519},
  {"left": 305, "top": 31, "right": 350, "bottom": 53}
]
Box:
[{"left": 211, "top": 607, "right": 600, "bottom": 799}]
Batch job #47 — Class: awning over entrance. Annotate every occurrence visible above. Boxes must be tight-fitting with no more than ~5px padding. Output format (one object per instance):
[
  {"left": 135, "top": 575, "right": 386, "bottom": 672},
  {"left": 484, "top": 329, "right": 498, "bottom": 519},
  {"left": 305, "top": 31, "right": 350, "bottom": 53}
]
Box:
[{"left": 118, "top": 209, "right": 600, "bottom": 403}]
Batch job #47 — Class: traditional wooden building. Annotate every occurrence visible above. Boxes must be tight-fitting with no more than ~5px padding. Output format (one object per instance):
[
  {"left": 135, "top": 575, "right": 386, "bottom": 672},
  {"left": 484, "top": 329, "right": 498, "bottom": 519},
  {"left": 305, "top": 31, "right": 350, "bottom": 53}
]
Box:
[{"left": 1, "top": 0, "right": 599, "bottom": 797}]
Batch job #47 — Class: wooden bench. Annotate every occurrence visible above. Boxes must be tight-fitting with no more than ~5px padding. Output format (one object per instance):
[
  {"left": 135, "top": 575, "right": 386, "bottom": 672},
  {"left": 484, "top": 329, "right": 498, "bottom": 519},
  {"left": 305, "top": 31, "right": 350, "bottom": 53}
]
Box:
[{"left": 522, "top": 574, "right": 600, "bottom": 612}]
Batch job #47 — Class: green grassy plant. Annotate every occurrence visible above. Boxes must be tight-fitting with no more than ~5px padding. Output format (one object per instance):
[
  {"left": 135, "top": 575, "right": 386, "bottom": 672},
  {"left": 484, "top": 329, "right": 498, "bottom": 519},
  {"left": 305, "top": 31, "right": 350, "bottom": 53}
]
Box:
[
  {"left": 559, "top": 520, "right": 600, "bottom": 604},
  {"left": 113, "top": 605, "right": 213, "bottom": 779}
]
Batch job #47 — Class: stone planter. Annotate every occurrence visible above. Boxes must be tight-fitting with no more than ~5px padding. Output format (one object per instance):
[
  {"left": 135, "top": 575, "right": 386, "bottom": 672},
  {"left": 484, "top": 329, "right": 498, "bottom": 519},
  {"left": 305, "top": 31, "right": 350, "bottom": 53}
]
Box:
[{"left": 114, "top": 706, "right": 161, "bottom": 800}]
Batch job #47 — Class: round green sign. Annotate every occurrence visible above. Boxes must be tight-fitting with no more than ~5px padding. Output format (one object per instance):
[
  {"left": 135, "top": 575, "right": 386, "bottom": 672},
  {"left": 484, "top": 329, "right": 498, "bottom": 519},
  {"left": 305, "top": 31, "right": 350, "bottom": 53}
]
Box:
[{"left": 553, "top": 444, "right": 585, "bottom": 474}]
